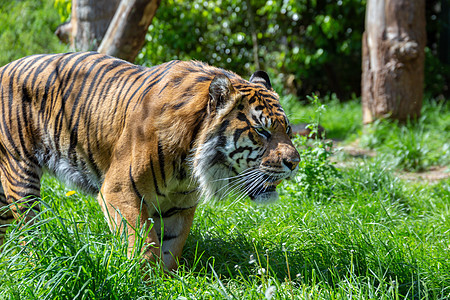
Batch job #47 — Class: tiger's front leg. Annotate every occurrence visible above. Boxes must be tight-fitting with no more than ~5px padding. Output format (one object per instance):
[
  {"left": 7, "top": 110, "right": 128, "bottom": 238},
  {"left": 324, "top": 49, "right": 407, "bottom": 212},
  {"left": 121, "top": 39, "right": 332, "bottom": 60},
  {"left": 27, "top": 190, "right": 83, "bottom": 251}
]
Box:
[
  {"left": 152, "top": 205, "right": 197, "bottom": 270},
  {"left": 98, "top": 162, "right": 196, "bottom": 271},
  {"left": 98, "top": 179, "right": 163, "bottom": 267}
]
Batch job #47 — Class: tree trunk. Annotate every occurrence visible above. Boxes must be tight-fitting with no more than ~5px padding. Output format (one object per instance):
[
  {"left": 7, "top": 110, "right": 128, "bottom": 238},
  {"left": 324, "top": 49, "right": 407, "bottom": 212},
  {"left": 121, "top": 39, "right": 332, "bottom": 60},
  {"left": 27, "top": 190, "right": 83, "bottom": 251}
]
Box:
[
  {"left": 361, "top": 0, "right": 426, "bottom": 124},
  {"left": 56, "top": 0, "right": 160, "bottom": 62},
  {"left": 98, "top": 0, "right": 160, "bottom": 62},
  {"left": 70, "top": 0, "right": 120, "bottom": 51}
]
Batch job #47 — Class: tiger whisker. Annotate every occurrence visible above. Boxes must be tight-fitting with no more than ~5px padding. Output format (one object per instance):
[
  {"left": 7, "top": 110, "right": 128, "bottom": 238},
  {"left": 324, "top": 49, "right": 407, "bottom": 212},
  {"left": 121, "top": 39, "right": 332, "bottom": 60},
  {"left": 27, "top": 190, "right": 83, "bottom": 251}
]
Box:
[
  {"left": 211, "top": 167, "right": 259, "bottom": 183},
  {"left": 239, "top": 173, "right": 266, "bottom": 198},
  {"left": 214, "top": 169, "right": 262, "bottom": 199},
  {"left": 217, "top": 171, "right": 263, "bottom": 202}
]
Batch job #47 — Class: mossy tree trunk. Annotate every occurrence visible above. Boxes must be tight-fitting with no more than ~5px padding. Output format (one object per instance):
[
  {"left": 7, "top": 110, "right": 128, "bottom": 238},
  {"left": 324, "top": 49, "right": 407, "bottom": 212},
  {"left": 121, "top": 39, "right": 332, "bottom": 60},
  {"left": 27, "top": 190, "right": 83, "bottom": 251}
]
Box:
[{"left": 361, "top": 0, "right": 426, "bottom": 124}]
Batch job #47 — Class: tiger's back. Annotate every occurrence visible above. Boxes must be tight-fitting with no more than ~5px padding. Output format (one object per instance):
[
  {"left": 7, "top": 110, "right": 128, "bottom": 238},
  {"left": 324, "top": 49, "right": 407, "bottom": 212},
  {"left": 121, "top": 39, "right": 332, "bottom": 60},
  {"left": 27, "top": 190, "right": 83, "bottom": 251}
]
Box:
[
  {"left": 0, "top": 52, "right": 164, "bottom": 193},
  {"left": 0, "top": 52, "right": 300, "bottom": 271}
]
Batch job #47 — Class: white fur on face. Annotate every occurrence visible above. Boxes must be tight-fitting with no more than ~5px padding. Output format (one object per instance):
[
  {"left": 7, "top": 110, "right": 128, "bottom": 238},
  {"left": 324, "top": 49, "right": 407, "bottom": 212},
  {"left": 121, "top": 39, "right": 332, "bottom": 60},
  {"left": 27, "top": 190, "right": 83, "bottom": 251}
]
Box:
[{"left": 193, "top": 127, "right": 291, "bottom": 203}]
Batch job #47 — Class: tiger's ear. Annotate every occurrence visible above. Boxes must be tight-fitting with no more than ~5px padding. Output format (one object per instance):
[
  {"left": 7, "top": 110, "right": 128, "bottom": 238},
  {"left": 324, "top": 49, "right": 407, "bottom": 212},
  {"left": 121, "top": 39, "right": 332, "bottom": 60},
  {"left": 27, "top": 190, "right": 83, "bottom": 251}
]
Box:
[
  {"left": 249, "top": 70, "right": 272, "bottom": 90},
  {"left": 208, "top": 75, "right": 236, "bottom": 114}
]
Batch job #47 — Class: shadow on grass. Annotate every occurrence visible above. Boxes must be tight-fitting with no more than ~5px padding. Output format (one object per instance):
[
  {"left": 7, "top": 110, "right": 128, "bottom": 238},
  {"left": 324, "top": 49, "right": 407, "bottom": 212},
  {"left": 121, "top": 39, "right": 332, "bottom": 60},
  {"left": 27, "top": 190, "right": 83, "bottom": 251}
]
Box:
[{"left": 183, "top": 228, "right": 430, "bottom": 298}]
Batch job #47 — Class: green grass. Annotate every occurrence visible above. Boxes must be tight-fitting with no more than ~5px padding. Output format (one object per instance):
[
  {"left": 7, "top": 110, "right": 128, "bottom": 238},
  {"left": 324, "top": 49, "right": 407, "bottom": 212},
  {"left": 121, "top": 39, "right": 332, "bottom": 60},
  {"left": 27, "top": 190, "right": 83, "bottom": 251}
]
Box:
[
  {"left": 280, "top": 94, "right": 362, "bottom": 140},
  {"left": 1, "top": 99, "right": 449, "bottom": 299}
]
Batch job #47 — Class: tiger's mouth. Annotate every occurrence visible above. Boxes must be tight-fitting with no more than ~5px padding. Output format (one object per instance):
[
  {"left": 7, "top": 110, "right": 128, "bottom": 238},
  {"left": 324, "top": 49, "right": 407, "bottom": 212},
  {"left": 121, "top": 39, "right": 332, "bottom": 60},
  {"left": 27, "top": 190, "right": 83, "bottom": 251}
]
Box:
[{"left": 247, "top": 179, "right": 282, "bottom": 204}]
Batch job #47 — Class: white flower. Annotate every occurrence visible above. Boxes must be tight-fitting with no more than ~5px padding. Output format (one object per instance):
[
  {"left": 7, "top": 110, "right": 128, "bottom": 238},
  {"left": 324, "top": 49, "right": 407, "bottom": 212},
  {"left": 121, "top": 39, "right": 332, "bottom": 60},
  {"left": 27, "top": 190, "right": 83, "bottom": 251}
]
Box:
[
  {"left": 265, "top": 285, "right": 276, "bottom": 299},
  {"left": 258, "top": 268, "right": 266, "bottom": 275},
  {"left": 249, "top": 254, "right": 256, "bottom": 264}
]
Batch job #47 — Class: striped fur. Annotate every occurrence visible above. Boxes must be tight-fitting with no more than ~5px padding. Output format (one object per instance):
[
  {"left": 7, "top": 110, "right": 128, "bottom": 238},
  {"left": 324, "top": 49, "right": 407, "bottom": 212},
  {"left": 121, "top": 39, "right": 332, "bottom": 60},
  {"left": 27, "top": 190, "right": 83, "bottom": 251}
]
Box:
[{"left": 0, "top": 52, "right": 299, "bottom": 270}]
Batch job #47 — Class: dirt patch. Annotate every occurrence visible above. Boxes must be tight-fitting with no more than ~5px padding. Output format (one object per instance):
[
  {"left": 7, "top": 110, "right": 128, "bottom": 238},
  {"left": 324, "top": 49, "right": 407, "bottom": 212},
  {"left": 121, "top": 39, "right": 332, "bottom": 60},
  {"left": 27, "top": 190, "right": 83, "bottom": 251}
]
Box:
[
  {"left": 396, "top": 166, "right": 450, "bottom": 182},
  {"left": 338, "top": 143, "right": 377, "bottom": 159}
]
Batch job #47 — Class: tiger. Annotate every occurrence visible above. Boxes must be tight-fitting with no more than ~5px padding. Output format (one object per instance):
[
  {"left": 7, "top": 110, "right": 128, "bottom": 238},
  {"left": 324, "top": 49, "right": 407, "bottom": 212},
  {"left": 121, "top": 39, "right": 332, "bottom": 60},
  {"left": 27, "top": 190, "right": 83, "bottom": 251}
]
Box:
[{"left": 0, "top": 52, "right": 300, "bottom": 271}]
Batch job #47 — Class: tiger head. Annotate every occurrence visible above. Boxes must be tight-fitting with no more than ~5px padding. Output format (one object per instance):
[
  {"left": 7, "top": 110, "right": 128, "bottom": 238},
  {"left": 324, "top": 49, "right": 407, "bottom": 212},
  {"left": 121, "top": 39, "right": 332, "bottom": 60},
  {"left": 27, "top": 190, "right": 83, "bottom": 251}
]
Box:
[{"left": 193, "top": 71, "right": 300, "bottom": 204}]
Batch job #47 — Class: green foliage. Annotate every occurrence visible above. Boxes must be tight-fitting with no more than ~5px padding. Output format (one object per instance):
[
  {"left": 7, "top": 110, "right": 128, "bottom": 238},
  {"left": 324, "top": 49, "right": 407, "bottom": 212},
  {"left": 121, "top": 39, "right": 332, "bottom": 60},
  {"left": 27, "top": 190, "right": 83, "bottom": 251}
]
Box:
[
  {"left": 424, "top": 47, "right": 450, "bottom": 99},
  {"left": 138, "top": 0, "right": 448, "bottom": 100},
  {"left": 138, "top": 0, "right": 366, "bottom": 100},
  {"left": 281, "top": 94, "right": 362, "bottom": 140},
  {"left": 53, "top": 0, "right": 71, "bottom": 23},
  {"left": 292, "top": 95, "right": 340, "bottom": 198},
  {"left": 294, "top": 136, "right": 338, "bottom": 198},
  {"left": 0, "top": 0, "right": 68, "bottom": 67}
]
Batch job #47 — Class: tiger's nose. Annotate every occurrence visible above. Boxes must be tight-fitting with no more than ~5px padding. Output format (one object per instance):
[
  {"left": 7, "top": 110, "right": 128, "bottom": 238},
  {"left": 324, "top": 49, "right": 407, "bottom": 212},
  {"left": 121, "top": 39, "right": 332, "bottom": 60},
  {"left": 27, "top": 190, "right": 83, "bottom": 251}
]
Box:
[{"left": 282, "top": 157, "right": 300, "bottom": 171}]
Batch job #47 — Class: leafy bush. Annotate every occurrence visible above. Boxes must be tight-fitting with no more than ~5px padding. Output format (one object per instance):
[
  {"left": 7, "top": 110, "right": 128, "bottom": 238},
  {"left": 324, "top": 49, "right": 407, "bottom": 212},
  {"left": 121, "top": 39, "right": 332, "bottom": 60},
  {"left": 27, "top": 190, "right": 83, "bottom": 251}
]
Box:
[
  {"left": 292, "top": 95, "right": 340, "bottom": 198},
  {"left": 138, "top": 0, "right": 366, "bottom": 100},
  {"left": 0, "top": 0, "right": 67, "bottom": 67}
]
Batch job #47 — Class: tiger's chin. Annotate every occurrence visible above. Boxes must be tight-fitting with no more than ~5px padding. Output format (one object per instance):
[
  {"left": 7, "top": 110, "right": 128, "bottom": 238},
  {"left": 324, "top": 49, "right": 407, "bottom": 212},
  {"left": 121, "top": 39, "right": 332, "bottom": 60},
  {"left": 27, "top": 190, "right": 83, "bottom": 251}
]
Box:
[
  {"left": 248, "top": 184, "right": 279, "bottom": 204},
  {"left": 249, "top": 190, "right": 279, "bottom": 204}
]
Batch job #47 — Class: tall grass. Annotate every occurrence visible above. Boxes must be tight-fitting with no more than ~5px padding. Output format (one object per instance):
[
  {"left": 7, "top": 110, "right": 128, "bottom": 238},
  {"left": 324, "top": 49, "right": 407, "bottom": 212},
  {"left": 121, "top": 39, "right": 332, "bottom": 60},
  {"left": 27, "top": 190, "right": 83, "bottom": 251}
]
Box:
[
  {"left": 359, "top": 100, "right": 450, "bottom": 171},
  {"left": 1, "top": 171, "right": 449, "bottom": 299},
  {"left": 1, "top": 99, "right": 449, "bottom": 299}
]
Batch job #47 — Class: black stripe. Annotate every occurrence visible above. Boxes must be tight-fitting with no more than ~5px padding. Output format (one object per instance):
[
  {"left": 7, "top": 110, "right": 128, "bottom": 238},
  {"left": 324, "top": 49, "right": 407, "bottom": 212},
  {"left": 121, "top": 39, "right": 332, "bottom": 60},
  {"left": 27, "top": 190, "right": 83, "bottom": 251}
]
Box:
[
  {"left": 150, "top": 160, "right": 165, "bottom": 197},
  {"left": 158, "top": 81, "right": 170, "bottom": 96},
  {"left": 251, "top": 115, "right": 262, "bottom": 125},
  {"left": 159, "top": 205, "right": 195, "bottom": 218},
  {"left": 173, "top": 101, "right": 186, "bottom": 110},
  {"left": 189, "top": 112, "right": 205, "bottom": 148},
  {"left": 66, "top": 55, "right": 108, "bottom": 164},
  {"left": 172, "top": 76, "right": 184, "bottom": 87},
  {"left": 133, "top": 60, "right": 181, "bottom": 108},
  {"left": 196, "top": 76, "right": 211, "bottom": 82},
  {"left": 216, "top": 120, "right": 229, "bottom": 148},
  {"left": 208, "top": 152, "right": 227, "bottom": 169},
  {"left": 237, "top": 112, "right": 251, "bottom": 125},
  {"left": 2, "top": 58, "right": 34, "bottom": 158},
  {"left": 229, "top": 146, "right": 256, "bottom": 159},
  {"left": 248, "top": 96, "right": 257, "bottom": 104},
  {"left": 233, "top": 127, "right": 249, "bottom": 146},
  {"left": 16, "top": 100, "right": 38, "bottom": 164},
  {"left": 129, "top": 165, "right": 143, "bottom": 200},
  {"left": 157, "top": 141, "right": 166, "bottom": 186}
]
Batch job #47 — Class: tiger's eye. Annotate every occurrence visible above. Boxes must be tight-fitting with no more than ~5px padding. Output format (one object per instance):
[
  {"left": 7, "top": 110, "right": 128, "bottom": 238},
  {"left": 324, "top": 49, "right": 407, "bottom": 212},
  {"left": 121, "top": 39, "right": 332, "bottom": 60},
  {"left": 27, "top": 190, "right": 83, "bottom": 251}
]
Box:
[
  {"left": 286, "top": 125, "right": 292, "bottom": 137},
  {"left": 255, "top": 127, "right": 271, "bottom": 139}
]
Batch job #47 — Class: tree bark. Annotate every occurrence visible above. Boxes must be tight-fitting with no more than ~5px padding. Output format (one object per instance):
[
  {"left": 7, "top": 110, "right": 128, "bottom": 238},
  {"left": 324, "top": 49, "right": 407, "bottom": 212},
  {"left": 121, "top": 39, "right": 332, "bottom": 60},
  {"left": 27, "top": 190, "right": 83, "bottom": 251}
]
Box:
[
  {"left": 56, "top": 0, "right": 160, "bottom": 62},
  {"left": 70, "top": 0, "right": 121, "bottom": 51},
  {"left": 97, "top": 0, "right": 160, "bottom": 62},
  {"left": 361, "top": 0, "right": 426, "bottom": 124}
]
